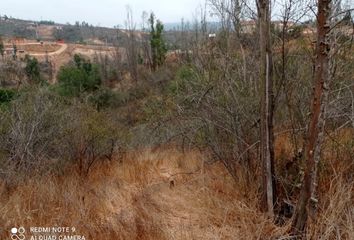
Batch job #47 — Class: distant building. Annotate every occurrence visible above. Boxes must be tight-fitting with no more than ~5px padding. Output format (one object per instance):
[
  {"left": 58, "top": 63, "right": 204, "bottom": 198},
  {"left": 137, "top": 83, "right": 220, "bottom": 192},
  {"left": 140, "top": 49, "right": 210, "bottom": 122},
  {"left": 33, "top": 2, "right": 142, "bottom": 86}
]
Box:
[
  {"left": 302, "top": 27, "right": 315, "bottom": 36},
  {"left": 239, "top": 20, "right": 296, "bottom": 33},
  {"left": 208, "top": 33, "right": 216, "bottom": 38},
  {"left": 272, "top": 21, "right": 295, "bottom": 31},
  {"left": 240, "top": 20, "right": 257, "bottom": 34}
]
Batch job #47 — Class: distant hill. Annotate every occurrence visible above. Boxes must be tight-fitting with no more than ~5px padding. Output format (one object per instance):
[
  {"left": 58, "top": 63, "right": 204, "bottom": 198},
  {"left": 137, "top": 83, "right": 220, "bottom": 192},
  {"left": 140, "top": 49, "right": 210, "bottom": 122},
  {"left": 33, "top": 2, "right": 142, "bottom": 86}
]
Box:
[
  {"left": 0, "top": 16, "right": 127, "bottom": 45},
  {"left": 0, "top": 16, "right": 222, "bottom": 48},
  {"left": 0, "top": 17, "right": 37, "bottom": 39}
]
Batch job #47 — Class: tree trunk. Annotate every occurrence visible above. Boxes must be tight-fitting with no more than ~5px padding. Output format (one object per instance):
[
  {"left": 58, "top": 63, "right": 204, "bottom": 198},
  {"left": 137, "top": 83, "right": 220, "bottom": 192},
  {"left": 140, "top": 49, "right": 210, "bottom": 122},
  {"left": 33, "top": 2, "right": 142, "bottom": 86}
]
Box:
[
  {"left": 258, "top": 0, "right": 276, "bottom": 217},
  {"left": 291, "top": 0, "right": 331, "bottom": 236}
]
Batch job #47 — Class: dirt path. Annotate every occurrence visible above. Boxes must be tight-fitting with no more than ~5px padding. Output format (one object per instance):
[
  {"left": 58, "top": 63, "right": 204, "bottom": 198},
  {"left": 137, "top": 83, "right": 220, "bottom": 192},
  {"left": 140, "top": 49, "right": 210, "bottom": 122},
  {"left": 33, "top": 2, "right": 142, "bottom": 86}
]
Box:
[
  {"left": 19, "top": 42, "right": 118, "bottom": 83},
  {"left": 29, "top": 43, "right": 68, "bottom": 56},
  {"left": 104, "top": 149, "right": 240, "bottom": 239}
]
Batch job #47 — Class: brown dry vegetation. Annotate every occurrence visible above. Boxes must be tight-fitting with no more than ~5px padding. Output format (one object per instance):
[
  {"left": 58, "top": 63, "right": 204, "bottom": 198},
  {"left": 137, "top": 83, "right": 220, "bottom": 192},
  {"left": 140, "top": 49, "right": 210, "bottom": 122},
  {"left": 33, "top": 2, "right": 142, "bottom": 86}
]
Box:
[
  {"left": 0, "top": 137, "right": 352, "bottom": 239},
  {"left": 0, "top": 7, "right": 353, "bottom": 239}
]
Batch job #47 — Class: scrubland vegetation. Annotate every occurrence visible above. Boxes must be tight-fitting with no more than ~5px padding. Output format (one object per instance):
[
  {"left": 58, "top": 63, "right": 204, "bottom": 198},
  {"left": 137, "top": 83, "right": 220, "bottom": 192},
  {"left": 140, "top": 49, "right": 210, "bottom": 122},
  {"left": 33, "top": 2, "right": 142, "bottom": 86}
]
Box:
[{"left": 0, "top": 0, "right": 353, "bottom": 239}]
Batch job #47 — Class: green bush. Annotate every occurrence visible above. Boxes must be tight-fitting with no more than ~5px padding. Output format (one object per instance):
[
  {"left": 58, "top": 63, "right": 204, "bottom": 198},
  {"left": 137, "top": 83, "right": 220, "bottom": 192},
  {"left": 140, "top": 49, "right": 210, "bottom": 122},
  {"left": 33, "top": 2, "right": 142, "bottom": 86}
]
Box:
[
  {"left": 57, "top": 54, "right": 101, "bottom": 97},
  {"left": 0, "top": 88, "right": 16, "bottom": 106},
  {"left": 24, "top": 55, "right": 41, "bottom": 84},
  {"left": 168, "top": 66, "right": 196, "bottom": 95},
  {"left": 89, "top": 87, "right": 129, "bottom": 110},
  {"left": 0, "top": 88, "right": 16, "bottom": 102}
]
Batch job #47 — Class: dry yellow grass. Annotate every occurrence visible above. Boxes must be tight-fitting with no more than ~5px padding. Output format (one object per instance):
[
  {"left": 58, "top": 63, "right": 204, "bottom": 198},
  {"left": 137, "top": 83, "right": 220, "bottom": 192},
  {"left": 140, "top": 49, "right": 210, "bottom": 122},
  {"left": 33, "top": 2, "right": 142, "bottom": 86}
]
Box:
[{"left": 0, "top": 146, "right": 352, "bottom": 239}]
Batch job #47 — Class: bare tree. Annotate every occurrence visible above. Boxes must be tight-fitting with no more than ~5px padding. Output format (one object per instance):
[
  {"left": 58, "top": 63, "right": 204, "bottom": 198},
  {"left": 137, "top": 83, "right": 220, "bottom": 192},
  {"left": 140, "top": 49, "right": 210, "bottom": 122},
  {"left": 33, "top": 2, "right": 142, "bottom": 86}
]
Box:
[
  {"left": 257, "top": 0, "right": 276, "bottom": 217},
  {"left": 209, "top": 0, "right": 243, "bottom": 35},
  {"left": 270, "top": 1, "right": 314, "bottom": 175},
  {"left": 125, "top": 6, "right": 138, "bottom": 84},
  {"left": 141, "top": 11, "right": 153, "bottom": 70},
  {"left": 291, "top": 0, "right": 333, "bottom": 236}
]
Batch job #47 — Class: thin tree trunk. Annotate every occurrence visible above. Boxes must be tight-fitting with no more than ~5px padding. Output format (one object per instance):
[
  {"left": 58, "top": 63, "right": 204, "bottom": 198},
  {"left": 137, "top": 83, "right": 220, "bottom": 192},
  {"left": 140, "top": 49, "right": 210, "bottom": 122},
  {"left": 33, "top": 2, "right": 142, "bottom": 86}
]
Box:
[
  {"left": 291, "top": 0, "right": 331, "bottom": 236},
  {"left": 258, "top": 0, "right": 276, "bottom": 217}
]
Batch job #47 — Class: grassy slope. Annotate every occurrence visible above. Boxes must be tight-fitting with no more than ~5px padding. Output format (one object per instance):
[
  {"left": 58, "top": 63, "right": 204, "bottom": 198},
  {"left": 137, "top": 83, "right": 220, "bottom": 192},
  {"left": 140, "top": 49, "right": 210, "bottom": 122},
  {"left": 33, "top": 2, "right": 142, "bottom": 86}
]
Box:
[{"left": 0, "top": 132, "right": 353, "bottom": 239}]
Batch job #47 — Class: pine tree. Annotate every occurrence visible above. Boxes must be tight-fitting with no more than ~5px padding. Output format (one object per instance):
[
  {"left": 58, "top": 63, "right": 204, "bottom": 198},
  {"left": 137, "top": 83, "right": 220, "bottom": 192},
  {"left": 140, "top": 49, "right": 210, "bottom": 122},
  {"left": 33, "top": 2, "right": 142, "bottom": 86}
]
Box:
[{"left": 149, "top": 13, "right": 167, "bottom": 70}]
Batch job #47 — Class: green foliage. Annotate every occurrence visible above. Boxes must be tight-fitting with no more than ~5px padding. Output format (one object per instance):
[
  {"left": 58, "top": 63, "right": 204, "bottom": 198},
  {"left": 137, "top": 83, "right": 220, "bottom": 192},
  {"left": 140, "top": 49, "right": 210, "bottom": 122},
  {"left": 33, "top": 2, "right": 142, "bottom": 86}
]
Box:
[
  {"left": 24, "top": 55, "right": 41, "bottom": 84},
  {"left": 89, "top": 87, "right": 129, "bottom": 111},
  {"left": 168, "top": 66, "right": 197, "bottom": 95},
  {"left": 57, "top": 54, "right": 101, "bottom": 97},
  {"left": 149, "top": 13, "right": 167, "bottom": 70},
  {"left": 143, "top": 95, "right": 173, "bottom": 121},
  {"left": 0, "top": 88, "right": 16, "bottom": 105}
]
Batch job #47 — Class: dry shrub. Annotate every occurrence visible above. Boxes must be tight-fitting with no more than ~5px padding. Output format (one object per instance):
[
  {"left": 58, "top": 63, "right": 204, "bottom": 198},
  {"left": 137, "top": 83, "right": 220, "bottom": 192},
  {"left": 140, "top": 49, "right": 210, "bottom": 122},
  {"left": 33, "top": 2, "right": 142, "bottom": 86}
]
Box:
[
  {"left": 309, "top": 176, "right": 353, "bottom": 239},
  {"left": 306, "top": 128, "right": 354, "bottom": 239},
  {"left": 273, "top": 129, "right": 354, "bottom": 239},
  {"left": 0, "top": 148, "right": 278, "bottom": 239},
  {"left": 0, "top": 88, "right": 124, "bottom": 181},
  {"left": 0, "top": 146, "right": 352, "bottom": 239}
]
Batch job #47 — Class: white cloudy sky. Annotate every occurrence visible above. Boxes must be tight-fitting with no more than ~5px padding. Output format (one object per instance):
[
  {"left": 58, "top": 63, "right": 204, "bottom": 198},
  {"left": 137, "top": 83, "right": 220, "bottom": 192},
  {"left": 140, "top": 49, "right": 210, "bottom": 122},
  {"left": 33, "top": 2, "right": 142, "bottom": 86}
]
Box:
[{"left": 1, "top": 0, "right": 205, "bottom": 27}]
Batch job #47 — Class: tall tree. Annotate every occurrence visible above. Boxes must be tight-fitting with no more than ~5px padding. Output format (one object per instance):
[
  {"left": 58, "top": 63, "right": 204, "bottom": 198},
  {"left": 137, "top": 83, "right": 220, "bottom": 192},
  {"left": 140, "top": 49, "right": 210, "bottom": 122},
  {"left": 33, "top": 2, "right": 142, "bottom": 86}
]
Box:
[
  {"left": 141, "top": 11, "right": 153, "bottom": 70},
  {"left": 257, "top": 0, "right": 276, "bottom": 217},
  {"left": 209, "top": 0, "right": 242, "bottom": 36},
  {"left": 291, "top": 0, "right": 332, "bottom": 236},
  {"left": 149, "top": 13, "right": 167, "bottom": 71},
  {"left": 125, "top": 6, "right": 138, "bottom": 84}
]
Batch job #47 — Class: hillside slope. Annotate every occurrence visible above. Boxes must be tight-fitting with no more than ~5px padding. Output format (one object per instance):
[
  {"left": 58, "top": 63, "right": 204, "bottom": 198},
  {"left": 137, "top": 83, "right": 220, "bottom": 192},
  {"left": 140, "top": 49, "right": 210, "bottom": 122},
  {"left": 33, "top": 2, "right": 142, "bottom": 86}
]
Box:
[
  {"left": 1, "top": 146, "right": 352, "bottom": 239},
  {"left": 0, "top": 148, "right": 280, "bottom": 239}
]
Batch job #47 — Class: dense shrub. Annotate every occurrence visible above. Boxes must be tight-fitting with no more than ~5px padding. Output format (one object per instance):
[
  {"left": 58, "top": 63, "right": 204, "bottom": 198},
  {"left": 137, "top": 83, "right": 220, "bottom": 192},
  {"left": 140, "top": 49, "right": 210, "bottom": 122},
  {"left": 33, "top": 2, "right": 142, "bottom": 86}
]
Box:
[
  {"left": 0, "top": 88, "right": 16, "bottom": 105},
  {"left": 60, "top": 103, "right": 123, "bottom": 176},
  {"left": 57, "top": 54, "right": 101, "bottom": 97},
  {"left": 24, "top": 55, "right": 41, "bottom": 84},
  {"left": 0, "top": 87, "right": 123, "bottom": 178},
  {"left": 0, "top": 88, "right": 65, "bottom": 176},
  {"left": 0, "top": 59, "right": 26, "bottom": 87},
  {"left": 89, "top": 87, "right": 129, "bottom": 110},
  {"left": 168, "top": 65, "right": 198, "bottom": 95}
]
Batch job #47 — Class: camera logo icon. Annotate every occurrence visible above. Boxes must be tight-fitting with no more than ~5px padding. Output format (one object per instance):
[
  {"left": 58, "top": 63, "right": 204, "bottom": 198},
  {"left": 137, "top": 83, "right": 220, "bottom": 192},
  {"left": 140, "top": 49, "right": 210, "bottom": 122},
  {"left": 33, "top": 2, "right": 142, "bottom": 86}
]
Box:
[{"left": 10, "top": 227, "right": 26, "bottom": 240}]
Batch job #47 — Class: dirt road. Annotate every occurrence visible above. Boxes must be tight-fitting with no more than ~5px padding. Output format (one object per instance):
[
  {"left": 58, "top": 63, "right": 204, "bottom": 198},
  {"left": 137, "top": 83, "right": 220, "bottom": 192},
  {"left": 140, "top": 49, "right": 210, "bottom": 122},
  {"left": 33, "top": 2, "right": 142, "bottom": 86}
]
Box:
[{"left": 28, "top": 43, "right": 68, "bottom": 56}]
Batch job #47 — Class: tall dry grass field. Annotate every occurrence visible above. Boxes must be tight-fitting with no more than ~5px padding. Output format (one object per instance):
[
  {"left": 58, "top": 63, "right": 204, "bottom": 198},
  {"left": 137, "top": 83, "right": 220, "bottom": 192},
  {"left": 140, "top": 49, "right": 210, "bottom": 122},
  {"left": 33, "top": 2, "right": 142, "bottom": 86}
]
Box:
[{"left": 0, "top": 142, "right": 352, "bottom": 239}]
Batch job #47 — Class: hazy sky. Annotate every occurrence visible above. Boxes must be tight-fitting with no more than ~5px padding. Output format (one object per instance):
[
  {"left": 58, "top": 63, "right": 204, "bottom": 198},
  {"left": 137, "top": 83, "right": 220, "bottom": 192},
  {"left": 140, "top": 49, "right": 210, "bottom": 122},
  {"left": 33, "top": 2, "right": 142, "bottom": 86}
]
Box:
[{"left": 1, "top": 0, "right": 205, "bottom": 27}]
